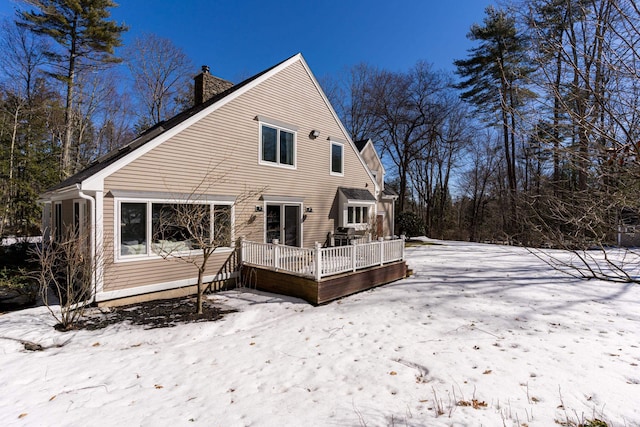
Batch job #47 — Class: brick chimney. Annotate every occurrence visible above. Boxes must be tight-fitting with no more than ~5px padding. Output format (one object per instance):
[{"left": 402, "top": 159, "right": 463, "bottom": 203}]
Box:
[{"left": 194, "top": 65, "right": 234, "bottom": 105}]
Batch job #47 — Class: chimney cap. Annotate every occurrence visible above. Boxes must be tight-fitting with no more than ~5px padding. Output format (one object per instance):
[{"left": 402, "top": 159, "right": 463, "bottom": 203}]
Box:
[{"left": 201, "top": 65, "right": 210, "bottom": 74}]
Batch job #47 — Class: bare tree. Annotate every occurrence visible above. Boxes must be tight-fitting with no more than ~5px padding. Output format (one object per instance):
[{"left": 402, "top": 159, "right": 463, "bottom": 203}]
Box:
[
  {"left": 518, "top": 0, "right": 640, "bottom": 282},
  {"left": 18, "top": 0, "right": 127, "bottom": 177},
  {"left": 323, "top": 63, "right": 380, "bottom": 142},
  {"left": 124, "top": 33, "right": 194, "bottom": 131},
  {"left": 410, "top": 95, "right": 469, "bottom": 237},
  {"left": 32, "top": 226, "right": 107, "bottom": 330},
  {"left": 0, "top": 18, "right": 58, "bottom": 236},
  {"left": 71, "top": 68, "right": 133, "bottom": 169},
  {"left": 152, "top": 168, "right": 263, "bottom": 314},
  {"left": 459, "top": 130, "right": 502, "bottom": 242},
  {"left": 367, "top": 61, "right": 451, "bottom": 212}
]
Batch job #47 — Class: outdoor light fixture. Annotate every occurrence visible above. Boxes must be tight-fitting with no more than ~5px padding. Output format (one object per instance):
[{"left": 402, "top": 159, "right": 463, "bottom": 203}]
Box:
[
  {"left": 305, "top": 207, "right": 313, "bottom": 213},
  {"left": 309, "top": 130, "right": 320, "bottom": 139},
  {"left": 255, "top": 205, "right": 263, "bottom": 212}
]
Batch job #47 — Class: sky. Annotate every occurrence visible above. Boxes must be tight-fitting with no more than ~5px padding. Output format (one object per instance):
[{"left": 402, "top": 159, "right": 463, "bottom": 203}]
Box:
[
  {"left": 2, "top": 239, "right": 639, "bottom": 425},
  {"left": 0, "top": 0, "right": 496, "bottom": 83}
]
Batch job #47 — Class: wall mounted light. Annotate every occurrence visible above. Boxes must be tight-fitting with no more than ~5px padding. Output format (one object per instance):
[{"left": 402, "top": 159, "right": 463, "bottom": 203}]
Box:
[
  {"left": 309, "top": 130, "right": 320, "bottom": 139},
  {"left": 255, "top": 205, "right": 263, "bottom": 212}
]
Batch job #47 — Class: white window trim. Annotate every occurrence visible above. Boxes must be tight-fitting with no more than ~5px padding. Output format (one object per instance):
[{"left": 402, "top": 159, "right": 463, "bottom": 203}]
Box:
[
  {"left": 343, "top": 201, "right": 376, "bottom": 230},
  {"left": 114, "top": 197, "right": 235, "bottom": 263},
  {"left": 262, "top": 199, "right": 304, "bottom": 247},
  {"left": 258, "top": 120, "right": 297, "bottom": 170},
  {"left": 330, "top": 140, "right": 344, "bottom": 176}
]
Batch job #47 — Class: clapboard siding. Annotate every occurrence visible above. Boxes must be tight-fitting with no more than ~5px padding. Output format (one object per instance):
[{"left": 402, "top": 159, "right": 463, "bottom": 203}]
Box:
[{"left": 101, "top": 57, "right": 375, "bottom": 293}]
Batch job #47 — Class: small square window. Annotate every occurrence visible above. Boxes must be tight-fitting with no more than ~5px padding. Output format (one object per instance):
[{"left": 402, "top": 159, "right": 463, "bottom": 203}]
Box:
[{"left": 260, "top": 124, "right": 295, "bottom": 167}]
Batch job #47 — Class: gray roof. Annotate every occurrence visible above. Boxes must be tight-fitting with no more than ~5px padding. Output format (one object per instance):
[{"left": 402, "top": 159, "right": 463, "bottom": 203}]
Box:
[
  {"left": 339, "top": 187, "right": 376, "bottom": 202},
  {"left": 382, "top": 186, "right": 398, "bottom": 197},
  {"left": 45, "top": 54, "right": 298, "bottom": 193}
]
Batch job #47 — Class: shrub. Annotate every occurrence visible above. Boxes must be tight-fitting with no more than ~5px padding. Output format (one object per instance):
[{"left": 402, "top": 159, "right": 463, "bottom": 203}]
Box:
[{"left": 396, "top": 211, "right": 425, "bottom": 240}]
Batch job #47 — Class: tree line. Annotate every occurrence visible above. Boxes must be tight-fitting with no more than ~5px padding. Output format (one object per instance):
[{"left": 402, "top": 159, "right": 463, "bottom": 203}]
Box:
[
  {"left": 0, "top": 0, "right": 193, "bottom": 236},
  {"left": 327, "top": 0, "right": 640, "bottom": 249},
  {"left": 2, "top": 0, "right": 640, "bottom": 252}
]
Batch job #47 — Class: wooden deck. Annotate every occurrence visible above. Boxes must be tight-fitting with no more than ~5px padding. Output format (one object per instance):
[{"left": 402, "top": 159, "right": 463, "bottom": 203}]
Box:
[{"left": 240, "top": 260, "right": 407, "bottom": 305}]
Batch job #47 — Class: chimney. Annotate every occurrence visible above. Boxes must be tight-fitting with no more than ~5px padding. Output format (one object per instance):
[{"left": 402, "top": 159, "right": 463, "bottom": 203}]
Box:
[{"left": 194, "top": 65, "right": 234, "bottom": 106}]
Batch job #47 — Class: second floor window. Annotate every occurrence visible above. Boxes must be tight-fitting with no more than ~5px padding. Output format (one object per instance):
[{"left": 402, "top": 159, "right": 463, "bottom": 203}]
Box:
[
  {"left": 261, "top": 124, "right": 295, "bottom": 167},
  {"left": 331, "top": 141, "right": 344, "bottom": 175}
]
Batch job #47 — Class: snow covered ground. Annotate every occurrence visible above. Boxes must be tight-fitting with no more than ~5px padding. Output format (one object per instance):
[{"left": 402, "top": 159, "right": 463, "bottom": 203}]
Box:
[{"left": 1, "top": 239, "right": 639, "bottom": 426}]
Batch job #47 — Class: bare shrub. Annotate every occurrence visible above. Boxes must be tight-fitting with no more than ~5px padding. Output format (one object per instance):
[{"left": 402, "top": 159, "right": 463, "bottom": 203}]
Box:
[{"left": 32, "top": 229, "right": 97, "bottom": 330}]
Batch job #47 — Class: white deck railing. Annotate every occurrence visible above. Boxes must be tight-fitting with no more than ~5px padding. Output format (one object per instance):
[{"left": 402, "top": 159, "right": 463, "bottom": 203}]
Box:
[{"left": 241, "top": 236, "right": 405, "bottom": 281}]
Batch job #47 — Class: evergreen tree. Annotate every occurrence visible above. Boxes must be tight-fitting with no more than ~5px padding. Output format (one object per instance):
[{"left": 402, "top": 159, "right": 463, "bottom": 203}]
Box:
[
  {"left": 19, "top": 0, "right": 127, "bottom": 177},
  {"left": 454, "top": 6, "right": 534, "bottom": 233}
]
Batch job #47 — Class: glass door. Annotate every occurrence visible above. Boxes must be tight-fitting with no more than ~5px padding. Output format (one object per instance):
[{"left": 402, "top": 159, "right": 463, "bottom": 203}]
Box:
[
  {"left": 284, "top": 205, "right": 300, "bottom": 246},
  {"left": 266, "top": 204, "right": 300, "bottom": 246},
  {"left": 266, "top": 205, "right": 281, "bottom": 243}
]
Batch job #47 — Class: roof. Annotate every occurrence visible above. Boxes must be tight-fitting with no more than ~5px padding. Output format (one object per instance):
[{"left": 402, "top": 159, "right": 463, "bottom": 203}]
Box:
[
  {"left": 46, "top": 53, "right": 299, "bottom": 193},
  {"left": 339, "top": 187, "right": 376, "bottom": 202},
  {"left": 382, "top": 186, "right": 398, "bottom": 198},
  {"left": 354, "top": 139, "right": 369, "bottom": 152}
]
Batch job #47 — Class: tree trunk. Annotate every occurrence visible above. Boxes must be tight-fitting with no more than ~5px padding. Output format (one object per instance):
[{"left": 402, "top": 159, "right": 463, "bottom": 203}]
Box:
[
  {"left": 61, "top": 13, "right": 79, "bottom": 177},
  {"left": 196, "top": 268, "right": 204, "bottom": 315}
]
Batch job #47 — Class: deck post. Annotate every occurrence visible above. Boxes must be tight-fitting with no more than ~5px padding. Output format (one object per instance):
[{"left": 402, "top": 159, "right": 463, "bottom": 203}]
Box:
[
  {"left": 379, "top": 237, "right": 385, "bottom": 266},
  {"left": 314, "top": 242, "right": 322, "bottom": 281},
  {"left": 351, "top": 240, "right": 357, "bottom": 272},
  {"left": 401, "top": 234, "right": 406, "bottom": 260},
  {"left": 273, "top": 239, "right": 280, "bottom": 270}
]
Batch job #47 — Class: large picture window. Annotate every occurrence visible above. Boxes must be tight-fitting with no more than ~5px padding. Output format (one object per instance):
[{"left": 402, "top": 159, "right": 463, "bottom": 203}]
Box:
[
  {"left": 260, "top": 124, "right": 295, "bottom": 167},
  {"left": 118, "top": 200, "right": 233, "bottom": 259},
  {"left": 152, "top": 203, "right": 211, "bottom": 253}
]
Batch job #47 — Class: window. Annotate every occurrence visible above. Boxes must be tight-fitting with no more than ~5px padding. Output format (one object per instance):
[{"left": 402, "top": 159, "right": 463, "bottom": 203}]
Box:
[
  {"left": 120, "top": 203, "right": 147, "bottom": 256},
  {"left": 152, "top": 203, "right": 210, "bottom": 253},
  {"left": 331, "top": 141, "right": 344, "bottom": 175},
  {"left": 347, "top": 206, "right": 369, "bottom": 226},
  {"left": 214, "top": 205, "right": 232, "bottom": 247},
  {"left": 260, "top": 124, "right": 295, "bottom": 167},
  {"left": 118, "top": 201, "right": 233, "bottom": 259},
  {"left": 54, "top": 202, "right": 63, "bottom": 242}
]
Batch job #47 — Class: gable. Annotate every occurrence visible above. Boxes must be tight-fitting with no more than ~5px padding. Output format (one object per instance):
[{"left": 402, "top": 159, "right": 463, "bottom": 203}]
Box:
[
  {"left": 75, "top": 54, "right": 375, "bottom": 195},
  {"left": 98, "top": 55, "right": 375, "bottom": 198}
]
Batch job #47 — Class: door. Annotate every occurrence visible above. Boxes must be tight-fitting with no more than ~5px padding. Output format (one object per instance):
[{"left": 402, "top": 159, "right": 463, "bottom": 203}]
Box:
[
  {"left": 284, "top": 205, "right": 300, "bottom": 246},
  {"left": 377, "top": 214, "right": 384, "bottom": 238},
  {"left": 266, "top": 204, "right": 301, "bottom": 246}
]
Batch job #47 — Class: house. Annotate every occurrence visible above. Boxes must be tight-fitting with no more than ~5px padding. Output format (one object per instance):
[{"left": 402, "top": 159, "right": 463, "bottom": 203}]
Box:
[
  {"left": 618, "top": 208, "right": 640, "bottom": 247},
  {"left": 39, "top": 53, "right": 401, "bottom": 306},
  {"left": 354, "top": 139, "right": 398, "bottom": 238}
]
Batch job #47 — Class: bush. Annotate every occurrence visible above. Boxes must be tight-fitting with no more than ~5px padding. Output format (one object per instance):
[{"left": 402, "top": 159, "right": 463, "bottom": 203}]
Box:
[
  {"left": 0, "top": 267, "right": 38, "bottom": 307},
  {"left": 396, "top": 211, "right": 425, "bottom": 240},
  {"left": 0, "top": 241, "right": 38, "bottom": 269}
]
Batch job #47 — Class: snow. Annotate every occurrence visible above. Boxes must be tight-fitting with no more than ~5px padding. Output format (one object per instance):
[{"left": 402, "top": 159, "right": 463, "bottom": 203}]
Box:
[{"left": 1, "top": 239, "right": 639, "bottom": 426}]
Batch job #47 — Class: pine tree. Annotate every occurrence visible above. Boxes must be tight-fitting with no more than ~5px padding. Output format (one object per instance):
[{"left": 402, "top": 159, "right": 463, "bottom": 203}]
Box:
[
  {"left": 454, "top": 6, "right": 534, "bottom": 233},
  {"left": 19, "top": 0, "right": 127, "bottom": 177}
]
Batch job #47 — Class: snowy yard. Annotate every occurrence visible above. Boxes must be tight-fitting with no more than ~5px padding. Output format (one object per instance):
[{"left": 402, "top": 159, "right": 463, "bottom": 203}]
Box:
[{"left": 1, "top": 239, "right": 639, "bottom": 426}]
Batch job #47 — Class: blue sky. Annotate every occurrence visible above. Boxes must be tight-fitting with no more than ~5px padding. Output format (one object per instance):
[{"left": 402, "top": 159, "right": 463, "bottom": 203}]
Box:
[{"left": 1, "top": 0, "right": 496, "bottom": 82}]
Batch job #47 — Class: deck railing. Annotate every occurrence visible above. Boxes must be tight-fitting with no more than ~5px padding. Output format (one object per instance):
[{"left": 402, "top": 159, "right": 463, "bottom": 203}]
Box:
[{"left": 241, "top": 236, "right": 405, "bottom": 281}]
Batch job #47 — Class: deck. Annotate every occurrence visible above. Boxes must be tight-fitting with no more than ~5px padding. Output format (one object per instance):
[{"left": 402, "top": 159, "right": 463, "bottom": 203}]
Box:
[{"left": 239, "top": 238, "right": 407, "bottom": 304}]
